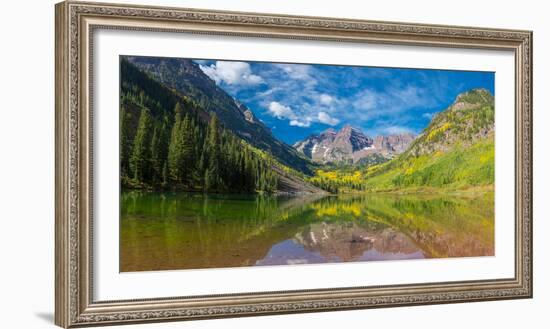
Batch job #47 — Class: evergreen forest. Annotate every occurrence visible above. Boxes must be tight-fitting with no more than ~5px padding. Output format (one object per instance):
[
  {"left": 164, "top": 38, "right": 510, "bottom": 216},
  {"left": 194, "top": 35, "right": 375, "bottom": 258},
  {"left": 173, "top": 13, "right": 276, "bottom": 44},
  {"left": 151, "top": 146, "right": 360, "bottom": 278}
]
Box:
[{"left": 120, "top": 59, "right": 278, "bottom": 193}]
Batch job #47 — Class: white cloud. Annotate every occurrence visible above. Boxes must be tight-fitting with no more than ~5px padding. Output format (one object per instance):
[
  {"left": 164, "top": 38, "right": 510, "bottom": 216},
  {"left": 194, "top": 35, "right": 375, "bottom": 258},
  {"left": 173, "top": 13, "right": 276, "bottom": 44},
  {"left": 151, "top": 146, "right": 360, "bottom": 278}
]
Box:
[
  {"left": 349, "top": 85, "right": 437, "bottom": 123},
  {"left": 289, "top": 119, "right": 311, "bottom": 127},
  {"left": 390, "top": 86, "right": 424, "bottom": 106},
  {"left": 353, "top": 91, "right": 378, "bottom": 110},
  {"left": 256, "top": 87, "right": 279, "bottom": 98},
  {"left": 268, "top": 101, "right": 296, "bottom": 120},
  {"left": 211, "top": 60, "right": 443, "bottom": 134},
  {"left": 317, "top": 112, "right": 339, "bottom": 126},
  {"left": 267, "top": 102, "right": 339, "bottom": 128},
  {"left": 319, "top": 94, "right": 334, "bottom": 105},
  {"left": 267, "top": 102, "right": 314, "bottom": 128},
  {"left": 199, "top": 61, "right": 263, "bottom": 86},
  {"left": 382, "top": 125, "right": 413, "bottom": 135},
  {"left": 278, "top": 64, "right": 313, "bottom": 81},
  {"left": 273, "top": 63, "right": 318, "bottom": 89}
]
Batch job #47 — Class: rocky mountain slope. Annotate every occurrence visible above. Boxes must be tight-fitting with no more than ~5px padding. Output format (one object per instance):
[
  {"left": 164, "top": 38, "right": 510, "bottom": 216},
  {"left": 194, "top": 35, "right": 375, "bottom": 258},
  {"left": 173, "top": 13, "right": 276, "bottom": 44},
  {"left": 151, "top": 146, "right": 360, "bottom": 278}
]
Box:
[
  {"left": 120, "top": 58, "right": 321, "bottom": 194},
  {"left": 294, "top": 222, "right": 422, "bottom": 262},
  {"left": 294, "top": 124, "right": 415, "bottom": 164},
  {"left": 363, "top": 88, "right": 495, "bottom": 190},
  {"left": 125, "top": 56, "right": 313, "bottom": 175},
  {"left": 405, "top": 88, "right": 494, "bottom": 157}
]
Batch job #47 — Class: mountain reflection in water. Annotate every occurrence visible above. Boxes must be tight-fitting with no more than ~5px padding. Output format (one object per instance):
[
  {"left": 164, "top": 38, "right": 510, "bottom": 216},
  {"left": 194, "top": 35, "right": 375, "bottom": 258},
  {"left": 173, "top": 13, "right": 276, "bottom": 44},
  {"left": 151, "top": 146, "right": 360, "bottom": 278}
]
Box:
[
  {"left": 257, "top": 222, "right": 425, "bottom": 266},
  {"left": 120, "top": 191, "right": 494, "bottom": 272}
]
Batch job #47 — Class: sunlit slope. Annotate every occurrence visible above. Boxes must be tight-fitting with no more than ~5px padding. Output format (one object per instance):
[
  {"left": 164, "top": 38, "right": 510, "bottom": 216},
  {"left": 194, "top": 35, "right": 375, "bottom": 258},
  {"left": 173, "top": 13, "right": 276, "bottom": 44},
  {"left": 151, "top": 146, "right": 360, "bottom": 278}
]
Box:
[{"left": 364, "top": 88, "right": 494, "bottom": 191}]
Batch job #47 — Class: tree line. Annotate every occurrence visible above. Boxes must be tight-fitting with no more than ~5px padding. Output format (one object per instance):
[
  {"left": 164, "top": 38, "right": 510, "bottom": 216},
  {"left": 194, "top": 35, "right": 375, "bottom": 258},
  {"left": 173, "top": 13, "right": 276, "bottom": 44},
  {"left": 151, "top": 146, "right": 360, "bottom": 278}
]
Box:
[
  {"left": 307, "top": 174, "right": 369, "bottom": 194},
  {"left": 120, "top": 82, "right": 278, "bottom": 194}
]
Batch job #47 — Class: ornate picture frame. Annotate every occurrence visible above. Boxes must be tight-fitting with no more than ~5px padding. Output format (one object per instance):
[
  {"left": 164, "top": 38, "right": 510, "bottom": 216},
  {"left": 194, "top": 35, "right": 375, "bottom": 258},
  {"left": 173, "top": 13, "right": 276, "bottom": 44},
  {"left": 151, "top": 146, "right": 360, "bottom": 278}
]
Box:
[{"left": 55, "top": 1, "right": 532, "bottom": 327}]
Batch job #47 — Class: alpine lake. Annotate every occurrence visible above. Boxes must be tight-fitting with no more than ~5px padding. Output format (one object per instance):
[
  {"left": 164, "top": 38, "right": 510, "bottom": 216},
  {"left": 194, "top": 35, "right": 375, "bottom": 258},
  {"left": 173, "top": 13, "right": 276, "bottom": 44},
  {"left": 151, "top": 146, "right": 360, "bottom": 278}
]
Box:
[{"left": 120, "top": 190, "right": 494, "bottom": 272}]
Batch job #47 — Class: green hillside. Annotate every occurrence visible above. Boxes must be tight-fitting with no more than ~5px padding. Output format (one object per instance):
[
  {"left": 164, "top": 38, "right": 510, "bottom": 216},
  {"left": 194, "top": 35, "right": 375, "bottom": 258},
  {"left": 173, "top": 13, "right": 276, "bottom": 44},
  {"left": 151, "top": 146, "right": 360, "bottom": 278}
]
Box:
[
  {"left": 308, "top": 88, "right": 495, "bottom": 193},
  {"left": 120, "top": 58, "right": 278, "bottom": 193},
  {"left": 124, "top": 56, "right": 314, "bottom": 175},
  {"left": 363, "top": 137, "right": 494, "bottom": 190}
]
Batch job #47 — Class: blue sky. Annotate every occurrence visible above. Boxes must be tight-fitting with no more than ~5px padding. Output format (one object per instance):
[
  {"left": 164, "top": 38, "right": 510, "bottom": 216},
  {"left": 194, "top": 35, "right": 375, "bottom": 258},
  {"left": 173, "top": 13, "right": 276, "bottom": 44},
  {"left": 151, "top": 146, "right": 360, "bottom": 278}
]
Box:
[{"left": 196, "top": 59, "right": 494, "bottom": 145}]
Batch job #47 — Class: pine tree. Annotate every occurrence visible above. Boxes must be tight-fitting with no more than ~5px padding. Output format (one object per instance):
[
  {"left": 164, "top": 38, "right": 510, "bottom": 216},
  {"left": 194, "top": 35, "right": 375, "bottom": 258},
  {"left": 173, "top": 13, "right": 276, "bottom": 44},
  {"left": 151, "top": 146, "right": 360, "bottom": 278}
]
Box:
[
  {"left": 129, "top": 107, "right": 153, "bottom": 183},
  {"left": 150, "top": 124, "right": 162, "bottom": 184},
  {"left": 204, "top": 114, "right": 222, "bottom": 191},
  {"left": 161, "top": 162, "right": 167, "bottom": 186},
  {"left": 168, "top": 103, "right": 184, "bottom": 184},
  {"left": 190, "top": 118, "right": 203, "bottom": 184},
  {"left": 156, "top": 118, "right": 169, "bottom": 187},
  {"left": 120, "top": 77, "right": 281, "bottom": 194},
  {"left": 139, "top": 90, "right": 146, "bottom": 105},
  {"left": 179, "top": 114, "right": 195, "bottom": 185},
  {"left": 120, "top": 106, "right": 132, "bottom": 179}
]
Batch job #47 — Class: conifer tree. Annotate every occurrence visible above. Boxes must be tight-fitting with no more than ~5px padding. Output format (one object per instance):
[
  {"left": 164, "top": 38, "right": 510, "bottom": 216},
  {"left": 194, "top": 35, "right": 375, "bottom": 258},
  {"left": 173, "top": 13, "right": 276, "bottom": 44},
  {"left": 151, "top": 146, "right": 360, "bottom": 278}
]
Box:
[
  {"left": 150, "top": 124, "right": 162, "bottom": 184},
  {"left": 158, "top": 118, "right": 170, "bottom": 174},
  {"left": 120, "top": 106, "right": 132, "bottom": 178},
  {"left": 129, "top": 107, "right": 153, "bottom": 183},
  {"left": 162, "top": 162, "right": 168, "bottom": 187},
  {"left": 120, "top": 73, "right": 281, "bottom": 194},
  {"left": 179, "top": 114, "right": 195, "bottom": 185},
  {"left": 168, "top": 103, "right": 184, "bottom": 184},
  {"left": 204, "top": 114, "right": 222, "bottom": 190},
  {"left": 139, "top": 90, "right": 146, "bottom": 105}
]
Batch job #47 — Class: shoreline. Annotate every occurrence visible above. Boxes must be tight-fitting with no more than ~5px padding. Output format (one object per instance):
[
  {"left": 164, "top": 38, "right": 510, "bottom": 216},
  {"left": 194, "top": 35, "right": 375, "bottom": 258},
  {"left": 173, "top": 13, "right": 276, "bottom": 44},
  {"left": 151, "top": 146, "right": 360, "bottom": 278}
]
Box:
[
  {"left": 120, "top": 185, "right": 325, "bottom": 197},
  {"left": 122, "top": 184, "right": 494, "bottom": 198},
  {"left": 357, "top": 184, "right": 494, "bottom": 196}
]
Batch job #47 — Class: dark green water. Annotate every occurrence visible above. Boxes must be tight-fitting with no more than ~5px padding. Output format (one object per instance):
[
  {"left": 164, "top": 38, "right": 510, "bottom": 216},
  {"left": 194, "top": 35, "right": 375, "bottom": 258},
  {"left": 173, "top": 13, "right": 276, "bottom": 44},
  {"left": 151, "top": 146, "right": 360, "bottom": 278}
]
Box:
[{"left": 120, "top": 191, "right": 494, "bottom": 272}]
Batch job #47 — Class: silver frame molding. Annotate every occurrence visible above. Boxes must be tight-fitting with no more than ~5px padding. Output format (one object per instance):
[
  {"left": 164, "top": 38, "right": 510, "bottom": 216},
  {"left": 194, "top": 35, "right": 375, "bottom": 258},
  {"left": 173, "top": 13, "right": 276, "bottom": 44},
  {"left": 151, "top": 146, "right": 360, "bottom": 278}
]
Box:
[{"left": 55, "top": 1, "right": 533, "bottom": 327}]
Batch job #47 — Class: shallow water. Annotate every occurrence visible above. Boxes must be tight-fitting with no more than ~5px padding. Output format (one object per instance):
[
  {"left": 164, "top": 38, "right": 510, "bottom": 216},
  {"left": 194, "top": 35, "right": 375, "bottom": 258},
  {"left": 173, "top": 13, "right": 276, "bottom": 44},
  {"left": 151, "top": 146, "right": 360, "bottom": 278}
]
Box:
[{"left": 120, "top": 191, "right": 494, "bottom": 272}]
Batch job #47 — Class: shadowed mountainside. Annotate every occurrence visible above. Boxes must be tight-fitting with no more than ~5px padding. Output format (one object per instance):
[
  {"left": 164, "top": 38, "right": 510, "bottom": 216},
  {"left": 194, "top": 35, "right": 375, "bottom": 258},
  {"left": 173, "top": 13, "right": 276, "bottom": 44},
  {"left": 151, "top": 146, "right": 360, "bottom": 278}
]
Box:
[{"left": 125, "top": 56, "right": 313, "bottom": 175}]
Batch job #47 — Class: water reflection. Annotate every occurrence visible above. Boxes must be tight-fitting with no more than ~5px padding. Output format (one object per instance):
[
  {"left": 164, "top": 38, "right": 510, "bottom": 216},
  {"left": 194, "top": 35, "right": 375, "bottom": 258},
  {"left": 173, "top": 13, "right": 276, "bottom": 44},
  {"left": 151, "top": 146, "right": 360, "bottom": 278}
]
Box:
[
  {"left": 120, "top": 191, "right": 494, "bottom": 272},
  {"left": 257, "top": 223, "right": 425, "bottom": 266}
]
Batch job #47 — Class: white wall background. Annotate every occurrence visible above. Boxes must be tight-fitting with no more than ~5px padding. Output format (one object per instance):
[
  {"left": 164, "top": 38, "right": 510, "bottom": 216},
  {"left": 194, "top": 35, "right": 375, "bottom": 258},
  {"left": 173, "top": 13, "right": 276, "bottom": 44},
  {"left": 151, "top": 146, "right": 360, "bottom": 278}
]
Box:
[{"left": 0, "top": 0, "right": 547, "bottom": 328}]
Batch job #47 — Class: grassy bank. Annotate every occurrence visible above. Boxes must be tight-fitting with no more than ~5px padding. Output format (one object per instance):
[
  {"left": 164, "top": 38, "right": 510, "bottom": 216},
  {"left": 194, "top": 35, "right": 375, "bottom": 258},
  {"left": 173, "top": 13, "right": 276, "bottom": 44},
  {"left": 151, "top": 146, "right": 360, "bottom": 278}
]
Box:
[{"left": 308, "top": 137, "right": 494, "bottom": 194}]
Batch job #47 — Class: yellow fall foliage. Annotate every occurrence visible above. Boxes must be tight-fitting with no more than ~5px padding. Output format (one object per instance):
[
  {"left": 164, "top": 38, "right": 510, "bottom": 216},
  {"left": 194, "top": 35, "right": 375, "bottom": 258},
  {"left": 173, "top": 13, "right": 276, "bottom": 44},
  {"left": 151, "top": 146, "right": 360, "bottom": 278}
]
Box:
[{"left": 427, "top": 122, "right": 451, "bottom": 141}]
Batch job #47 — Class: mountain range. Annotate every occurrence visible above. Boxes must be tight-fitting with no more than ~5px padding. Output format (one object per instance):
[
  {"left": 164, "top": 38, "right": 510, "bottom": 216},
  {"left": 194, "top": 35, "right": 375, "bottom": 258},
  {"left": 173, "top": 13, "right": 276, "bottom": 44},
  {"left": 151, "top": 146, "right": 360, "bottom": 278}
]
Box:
[
  {"left": 293, "top": 125, "right": 415, "bottom": 164},
  {"left": 120, "top": 55, "right": 494, "bottom": 194},
  {"left": 120, "top": 56, "right": 327, "bottom": 194}
]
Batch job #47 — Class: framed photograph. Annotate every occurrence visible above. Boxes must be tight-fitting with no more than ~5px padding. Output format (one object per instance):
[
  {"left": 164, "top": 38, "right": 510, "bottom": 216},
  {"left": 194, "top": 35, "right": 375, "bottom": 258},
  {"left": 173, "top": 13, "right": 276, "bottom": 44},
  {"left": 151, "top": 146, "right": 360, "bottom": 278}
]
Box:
[{"left": 55, "top": 1, "right": 532, "bottom": 327}]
